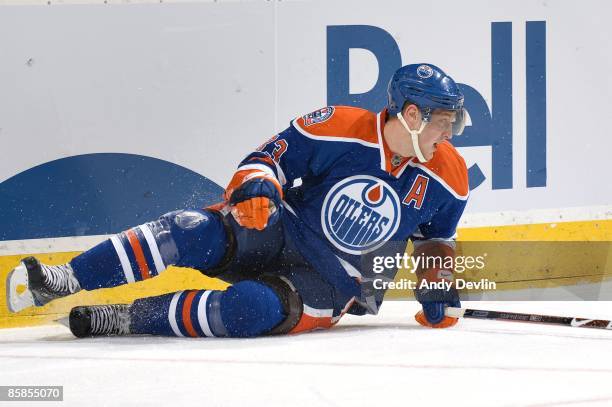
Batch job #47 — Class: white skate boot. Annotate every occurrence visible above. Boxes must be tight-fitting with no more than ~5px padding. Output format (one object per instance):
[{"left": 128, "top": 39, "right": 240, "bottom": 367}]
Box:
[{"left": 6, "top": 257, "right": 81, "bottom": 313}]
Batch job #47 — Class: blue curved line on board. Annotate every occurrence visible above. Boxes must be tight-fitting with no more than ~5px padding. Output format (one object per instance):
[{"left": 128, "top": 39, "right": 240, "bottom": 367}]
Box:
[{"left": 0, "top": 153, "right": 224, "bottom": 241}]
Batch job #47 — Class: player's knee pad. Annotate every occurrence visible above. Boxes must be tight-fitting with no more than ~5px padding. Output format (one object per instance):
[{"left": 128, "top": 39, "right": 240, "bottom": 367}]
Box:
[
  {"left": 149, "top": 209, "right": 233, "bottom": 270},
  {"left": 255, "top": 275, "right": 303, "bottom": 335},
  {"left": 219, "top": 280, "right": 286, "bottom": 337}
]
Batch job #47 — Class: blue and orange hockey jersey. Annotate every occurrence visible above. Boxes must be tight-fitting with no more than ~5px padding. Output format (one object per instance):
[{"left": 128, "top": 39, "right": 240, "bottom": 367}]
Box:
[{"left": 227, "top": 106, "right": 469, "bottom": 314}]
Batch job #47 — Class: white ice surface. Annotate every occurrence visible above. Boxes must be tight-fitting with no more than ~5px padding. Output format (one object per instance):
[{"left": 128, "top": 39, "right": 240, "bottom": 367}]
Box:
[{"left": 1, "top": 301, "right": 612, "bottom": 407}]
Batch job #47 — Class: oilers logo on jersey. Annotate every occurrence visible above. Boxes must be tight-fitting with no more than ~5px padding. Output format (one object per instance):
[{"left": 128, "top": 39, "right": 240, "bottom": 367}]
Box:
[{"left": 321, "top": 175, "right": 401, "bottom": 255}]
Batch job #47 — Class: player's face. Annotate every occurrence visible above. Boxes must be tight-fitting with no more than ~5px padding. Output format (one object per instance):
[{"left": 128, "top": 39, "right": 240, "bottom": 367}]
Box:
[{"left": 419, "top": 110, "right": 456, "bottom": 160}]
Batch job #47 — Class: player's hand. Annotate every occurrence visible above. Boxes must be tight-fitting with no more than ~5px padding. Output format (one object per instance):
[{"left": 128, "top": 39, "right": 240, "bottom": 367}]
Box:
[
  {"left": 229, "top": 177, "right": 282, "bottom": 230},
  {"left": 414, "top": 269, "right": 460, "bottom": 328},
  {"left": 415, "top": 301, "right": 460, "bottom": 328}
]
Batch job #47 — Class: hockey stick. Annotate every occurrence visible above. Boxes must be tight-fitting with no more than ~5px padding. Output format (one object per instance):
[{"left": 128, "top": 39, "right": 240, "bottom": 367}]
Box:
[{"left": 445, "top": 307, "right": 612, "bottom": 330}]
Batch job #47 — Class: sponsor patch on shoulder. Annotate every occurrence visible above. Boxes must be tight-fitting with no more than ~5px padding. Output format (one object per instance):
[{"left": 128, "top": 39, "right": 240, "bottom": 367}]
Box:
[{"left": 302, "top": 106, "right": 335, "bottom": 126}]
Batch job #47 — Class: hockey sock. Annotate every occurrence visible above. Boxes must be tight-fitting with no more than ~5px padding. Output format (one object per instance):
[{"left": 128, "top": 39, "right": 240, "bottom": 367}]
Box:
[
  {"left": 70, "top": 209, "right": 228, "bottom": 290},
  {"left": 129, "top": 281, "right": 285, "bottom": 338}
]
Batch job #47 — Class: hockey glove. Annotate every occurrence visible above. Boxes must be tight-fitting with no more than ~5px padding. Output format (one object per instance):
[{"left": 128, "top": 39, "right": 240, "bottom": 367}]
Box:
[
  {"left": 414, "top": 268, "right": 460, "bottom": 328},
  {"left": 228, "top": 176, "right": 282, "bottom": 230}
]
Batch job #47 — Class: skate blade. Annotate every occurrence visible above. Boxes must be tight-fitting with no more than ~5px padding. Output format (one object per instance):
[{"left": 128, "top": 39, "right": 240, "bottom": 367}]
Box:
[
  {"left": 6, "top": 262, "right": 35, "bottom": 313},
  {"left": 54, "top": 315, "right": 70, "bottom": 329}
]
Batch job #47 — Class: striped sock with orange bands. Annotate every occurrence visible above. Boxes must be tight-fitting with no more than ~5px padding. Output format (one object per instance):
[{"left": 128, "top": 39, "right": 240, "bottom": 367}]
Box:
[{"left": 124, "top": 229, "right": 151, "bottom": 280}]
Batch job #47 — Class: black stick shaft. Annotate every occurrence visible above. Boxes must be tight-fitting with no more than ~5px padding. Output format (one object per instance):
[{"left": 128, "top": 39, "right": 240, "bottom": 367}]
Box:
[{"left": 446, "top": 307, "right": 612, "bottom": 330}]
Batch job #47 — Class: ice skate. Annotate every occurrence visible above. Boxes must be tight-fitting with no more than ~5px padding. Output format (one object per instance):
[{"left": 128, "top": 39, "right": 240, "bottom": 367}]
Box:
[
  {"left": 68, "top": 304, "right": 131, "bottom": 338},
  {"left": 6, "top": 256, "right": 81, "bottom": 313}
]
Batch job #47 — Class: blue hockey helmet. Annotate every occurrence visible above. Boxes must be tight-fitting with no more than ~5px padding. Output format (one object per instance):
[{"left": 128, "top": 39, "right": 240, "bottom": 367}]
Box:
[{"left": 387, "top": 64, "right": 465, "bottom": 135}]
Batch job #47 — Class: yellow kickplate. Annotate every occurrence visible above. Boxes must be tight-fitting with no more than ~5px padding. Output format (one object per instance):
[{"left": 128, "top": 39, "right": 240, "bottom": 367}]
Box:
[
  {"left": 0, "top": 219, "right": 610, "bottom": 329},
  {"left": 0, "top": 252, "right": 228, "bottom": 329}
]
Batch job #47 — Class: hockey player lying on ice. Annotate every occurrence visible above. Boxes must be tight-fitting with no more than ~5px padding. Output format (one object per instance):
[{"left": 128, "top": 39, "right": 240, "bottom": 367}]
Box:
[{"left": 7, "top": 63, "right": 469, "bottom": 338}]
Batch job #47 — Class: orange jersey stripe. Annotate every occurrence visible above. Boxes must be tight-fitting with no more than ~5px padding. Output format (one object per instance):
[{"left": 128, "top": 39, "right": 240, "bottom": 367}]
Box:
[
  {"left": 419, "top": 141, "right": 469, "bottom": 197},
  {"left": 125, "top": 229, "right": 151, "bottom": 280},
  {"left": 295, "top": 106, "right": 379, "bottom": 146},
  {"left": 181, "top": 291, "right": 198, "bottom": 338}
]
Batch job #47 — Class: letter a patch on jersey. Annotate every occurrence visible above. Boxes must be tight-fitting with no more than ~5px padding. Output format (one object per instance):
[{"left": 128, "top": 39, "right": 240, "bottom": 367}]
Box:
[
  {"left": 302, "top": 107, "right": 335, "bottom": 126},
  {"left": 403, "top": 174, "right": 429, "bottom": 209}
]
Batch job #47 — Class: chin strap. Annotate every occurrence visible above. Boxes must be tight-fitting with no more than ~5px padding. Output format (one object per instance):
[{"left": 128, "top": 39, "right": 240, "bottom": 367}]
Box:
[{"left": 396, "top": 112, "right": 428, "bottom": 163}]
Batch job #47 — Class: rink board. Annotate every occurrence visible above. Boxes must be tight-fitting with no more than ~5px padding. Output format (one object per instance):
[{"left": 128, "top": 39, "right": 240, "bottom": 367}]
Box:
[
  {"left": 0, "top": 0, "right": 611, "bottom": 218},
  {"left": 1, "top": 219, "right": 610, "bottom": 329}
]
